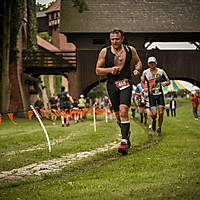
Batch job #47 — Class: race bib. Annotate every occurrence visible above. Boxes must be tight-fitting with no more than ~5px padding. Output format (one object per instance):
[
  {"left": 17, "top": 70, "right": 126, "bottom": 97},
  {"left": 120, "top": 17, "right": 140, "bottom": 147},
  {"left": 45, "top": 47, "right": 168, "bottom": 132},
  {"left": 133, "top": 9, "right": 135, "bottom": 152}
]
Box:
[
  {"left": 115, "top": 79, "right": 130, "bottom": 90},
  {"left": 152, "top": 88, "right": 162, "bottom": 95}
]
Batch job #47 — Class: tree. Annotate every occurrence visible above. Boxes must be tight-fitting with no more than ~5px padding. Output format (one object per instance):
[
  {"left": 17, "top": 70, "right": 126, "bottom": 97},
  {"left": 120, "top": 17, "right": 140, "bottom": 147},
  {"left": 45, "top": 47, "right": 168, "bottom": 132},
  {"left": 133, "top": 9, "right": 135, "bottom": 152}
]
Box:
[
  {"left": 36, "top": 1, "right": 56, "bottom": 12},
  {"left": 0, "top": 0, "right": 89, "bottom": 113},
  {"left": 87, "top": 82, "right": 108, "bottom": 101},
  {"left": 1, "top": 0, "right": 12, "bottom": 113}
]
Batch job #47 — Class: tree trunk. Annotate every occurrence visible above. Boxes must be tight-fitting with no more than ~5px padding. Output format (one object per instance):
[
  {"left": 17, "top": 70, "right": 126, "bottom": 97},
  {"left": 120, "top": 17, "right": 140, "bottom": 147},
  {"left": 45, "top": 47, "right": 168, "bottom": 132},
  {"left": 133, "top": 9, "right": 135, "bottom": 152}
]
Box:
[{"left": 1, "top": 0, "right": 12, "bottom": 113}]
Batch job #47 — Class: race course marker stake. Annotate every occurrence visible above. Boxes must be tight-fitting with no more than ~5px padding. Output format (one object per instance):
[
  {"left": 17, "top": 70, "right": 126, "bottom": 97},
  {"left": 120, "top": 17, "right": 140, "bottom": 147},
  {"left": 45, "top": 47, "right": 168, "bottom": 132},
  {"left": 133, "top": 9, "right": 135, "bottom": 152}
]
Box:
[
  {"left": 93, "top": 106, "right": 96, "bottom": 132},
  {"left": 30, "top": 105, "right": 51, "bottom": 152}
]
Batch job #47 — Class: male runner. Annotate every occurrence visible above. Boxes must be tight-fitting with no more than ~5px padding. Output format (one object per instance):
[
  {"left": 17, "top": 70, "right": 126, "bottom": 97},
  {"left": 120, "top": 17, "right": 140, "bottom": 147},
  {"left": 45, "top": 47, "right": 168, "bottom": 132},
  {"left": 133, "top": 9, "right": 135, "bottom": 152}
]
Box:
[
  {"left": 57, "top": 86, "right": 74, "bottom": 127},
  {"left": 48, "top": 93, "right": 58, "bottom": 124},
  {"left": 135, "top": 82, "right": 146, "bottom": 124},
  {"left": 141, "top": 56, "right": 170, "bottom": 135},
  {"left": 96, "top": 28, "right": 142, "bottom": 154}
]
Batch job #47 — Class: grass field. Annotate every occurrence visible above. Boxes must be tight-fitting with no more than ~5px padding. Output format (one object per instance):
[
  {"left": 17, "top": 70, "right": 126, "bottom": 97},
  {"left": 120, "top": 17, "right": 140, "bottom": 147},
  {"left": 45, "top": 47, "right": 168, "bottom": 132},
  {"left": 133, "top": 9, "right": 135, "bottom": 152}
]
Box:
[{"left": 0, "top": 98, "right": 200, "bottom": 199}]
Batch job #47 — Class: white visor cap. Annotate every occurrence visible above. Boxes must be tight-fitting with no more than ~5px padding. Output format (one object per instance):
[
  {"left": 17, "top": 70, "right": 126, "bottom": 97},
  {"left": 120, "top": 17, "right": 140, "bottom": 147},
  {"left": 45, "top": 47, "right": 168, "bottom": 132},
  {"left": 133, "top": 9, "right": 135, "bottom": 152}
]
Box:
[{"left": 148, "top": 57, "right": 157, "bottom": 63}]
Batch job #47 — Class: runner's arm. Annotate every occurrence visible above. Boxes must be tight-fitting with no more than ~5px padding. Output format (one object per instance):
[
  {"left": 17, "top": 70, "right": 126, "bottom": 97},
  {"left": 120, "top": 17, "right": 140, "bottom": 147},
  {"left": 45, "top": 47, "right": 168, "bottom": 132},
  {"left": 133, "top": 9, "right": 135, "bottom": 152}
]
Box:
[
  {"left": 96, "top": 48, "right": 119, "bottom": 75},
  {"left": 130, "top": 46, "right": 142, "bottom": 76},
  {"left": 141, "top": 72, "right": 147, "bottom": 91},
  {"left": 69, "top": 95, "right": 74, "bottom": 104},
  {"left": 161, "top": 70, "right": 170, "bottom": 87}
]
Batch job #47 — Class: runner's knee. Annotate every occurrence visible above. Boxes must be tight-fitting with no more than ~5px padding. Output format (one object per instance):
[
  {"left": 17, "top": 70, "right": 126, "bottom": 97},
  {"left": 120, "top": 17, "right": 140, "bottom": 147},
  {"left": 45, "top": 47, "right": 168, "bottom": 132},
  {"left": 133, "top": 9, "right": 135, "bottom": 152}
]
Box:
[{"left": 119, "top": 105, "right": 129, "bottom": 119}]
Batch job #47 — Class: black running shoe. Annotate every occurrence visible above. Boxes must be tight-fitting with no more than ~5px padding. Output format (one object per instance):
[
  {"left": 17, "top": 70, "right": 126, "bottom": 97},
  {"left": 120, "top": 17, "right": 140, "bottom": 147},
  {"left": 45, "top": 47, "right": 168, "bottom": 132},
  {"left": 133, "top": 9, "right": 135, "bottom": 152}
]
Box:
[
  {"left": 152, "top": 119, "right": 156, "bottom": 131},
  {"left": 157, "top": 128, "right": 161, "bottom": 136}
]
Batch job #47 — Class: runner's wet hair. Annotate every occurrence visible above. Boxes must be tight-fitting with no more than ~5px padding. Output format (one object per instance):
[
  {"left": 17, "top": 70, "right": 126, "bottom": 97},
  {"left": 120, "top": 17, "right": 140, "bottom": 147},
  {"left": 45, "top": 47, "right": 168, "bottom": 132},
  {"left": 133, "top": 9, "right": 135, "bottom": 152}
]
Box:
[{"left": 110, "top": 28, "right": 124, "bottom": 38}]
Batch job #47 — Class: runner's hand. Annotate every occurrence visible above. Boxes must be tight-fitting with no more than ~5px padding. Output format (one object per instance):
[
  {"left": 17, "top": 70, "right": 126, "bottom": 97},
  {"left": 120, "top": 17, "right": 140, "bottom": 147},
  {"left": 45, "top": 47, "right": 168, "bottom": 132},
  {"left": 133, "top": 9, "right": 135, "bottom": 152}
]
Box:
[
  {"left": 133, "top": 69, "right": 140, "bottom": 77},
  {"left": 111, "top": 66, "right": 120, "bottom": 75}
]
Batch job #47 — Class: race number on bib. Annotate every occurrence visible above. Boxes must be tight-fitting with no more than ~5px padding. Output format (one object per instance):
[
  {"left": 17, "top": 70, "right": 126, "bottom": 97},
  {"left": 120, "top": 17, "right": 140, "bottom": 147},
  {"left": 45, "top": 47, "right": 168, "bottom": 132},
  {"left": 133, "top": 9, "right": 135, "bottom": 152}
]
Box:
[
  {"left": 115, "top": 79, "right": 130, "bottom": 90},
  {"left": 152, "top": 88, "right": 161, "bottom": 95}
]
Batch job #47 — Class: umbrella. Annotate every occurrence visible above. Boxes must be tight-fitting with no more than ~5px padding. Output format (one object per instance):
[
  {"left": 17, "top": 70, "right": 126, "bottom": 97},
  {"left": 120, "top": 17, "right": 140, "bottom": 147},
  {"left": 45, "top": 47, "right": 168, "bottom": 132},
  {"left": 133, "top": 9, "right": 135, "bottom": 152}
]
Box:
[{"left": 163, "top": 80, "right": 185, "bottom": 94}]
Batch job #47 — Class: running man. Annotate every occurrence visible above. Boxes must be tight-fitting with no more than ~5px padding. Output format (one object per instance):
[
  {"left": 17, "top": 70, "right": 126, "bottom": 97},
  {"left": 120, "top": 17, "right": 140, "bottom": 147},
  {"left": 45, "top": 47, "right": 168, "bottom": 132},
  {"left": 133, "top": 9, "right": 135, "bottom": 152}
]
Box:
[
  {"left": 57, "top": 86, "right": 74, "bottom": 127},
  {"left": 135, "top": 82, "right": 146, "bottom": 124},
  {"left": 48, "top": 93, "right": 58, "bottom": 124},
  {"left": 141, "top": 81, "right": 152, "bottom": 128},
  {"left": 96, "top": 28, "right": 142, "bottom": 154},
  {"left": 141, "top": 56, "right": 170, "bottom": 136}
]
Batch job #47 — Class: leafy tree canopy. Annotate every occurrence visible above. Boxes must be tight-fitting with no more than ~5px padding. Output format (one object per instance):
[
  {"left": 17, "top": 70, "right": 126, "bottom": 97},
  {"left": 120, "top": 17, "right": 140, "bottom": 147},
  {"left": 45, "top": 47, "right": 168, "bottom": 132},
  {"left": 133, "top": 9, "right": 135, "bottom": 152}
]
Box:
[
  {"left": 36, "top": 0, "right": 89, "bottom": 13},
  {"left": 87, "top": 82, "right": 108, "bottom": 100}
]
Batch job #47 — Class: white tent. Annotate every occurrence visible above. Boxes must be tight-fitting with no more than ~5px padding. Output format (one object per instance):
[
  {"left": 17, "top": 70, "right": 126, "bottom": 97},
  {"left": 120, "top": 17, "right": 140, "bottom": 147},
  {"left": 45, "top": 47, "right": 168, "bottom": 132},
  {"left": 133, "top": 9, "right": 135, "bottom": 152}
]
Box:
[{"left": 190, "top": 85, "right": 200, "bottom": 93}]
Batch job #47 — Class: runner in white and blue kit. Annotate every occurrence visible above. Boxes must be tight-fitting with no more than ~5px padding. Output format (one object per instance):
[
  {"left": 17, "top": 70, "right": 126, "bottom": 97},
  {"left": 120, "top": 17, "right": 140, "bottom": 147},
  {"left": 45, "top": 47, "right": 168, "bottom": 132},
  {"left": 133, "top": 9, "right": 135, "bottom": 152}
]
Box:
[{"left": 141, "top": 56, "right": 170, "bottom": 135}]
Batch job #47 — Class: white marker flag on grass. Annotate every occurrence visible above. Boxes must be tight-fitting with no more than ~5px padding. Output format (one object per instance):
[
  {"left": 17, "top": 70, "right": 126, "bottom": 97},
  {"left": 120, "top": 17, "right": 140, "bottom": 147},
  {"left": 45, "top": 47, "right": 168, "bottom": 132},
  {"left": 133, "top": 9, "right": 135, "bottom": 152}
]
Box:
[
  {"left": 105, "top": 108, "right": 108, "bottom": 123},
  {"left": 93, "top": 105, "right": 96, "bottom": 132},
  {"left": 30, "top": 105, "right": 51, "bottom": 152}
]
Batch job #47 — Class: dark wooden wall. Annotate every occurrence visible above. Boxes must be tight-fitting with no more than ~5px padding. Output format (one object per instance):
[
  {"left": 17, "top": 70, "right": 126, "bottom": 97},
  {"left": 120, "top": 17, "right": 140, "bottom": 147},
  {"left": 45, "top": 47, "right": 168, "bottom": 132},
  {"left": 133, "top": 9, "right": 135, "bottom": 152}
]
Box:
[{"left": 68, "top": 49, "right": 200, "bottom": 98}]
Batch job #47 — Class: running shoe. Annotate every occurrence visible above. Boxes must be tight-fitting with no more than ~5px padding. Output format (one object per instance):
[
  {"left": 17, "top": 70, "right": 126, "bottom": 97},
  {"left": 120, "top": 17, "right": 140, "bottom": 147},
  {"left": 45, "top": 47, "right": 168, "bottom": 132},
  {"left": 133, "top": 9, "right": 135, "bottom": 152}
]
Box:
[
  {"left": 157, "top": 128, "right": 161, "bottom": 136},
  {"left": 118, "top": 142, "right": 128, "bottom": 155},
  {"left": 66, "top": 123, "right": 70, "bottom": 127},
  {"left": 152, "top": 119, "right": 156, "bottom": 131},
  {"left": 149, "top": 124, "right": 152, "bottom": 129}
]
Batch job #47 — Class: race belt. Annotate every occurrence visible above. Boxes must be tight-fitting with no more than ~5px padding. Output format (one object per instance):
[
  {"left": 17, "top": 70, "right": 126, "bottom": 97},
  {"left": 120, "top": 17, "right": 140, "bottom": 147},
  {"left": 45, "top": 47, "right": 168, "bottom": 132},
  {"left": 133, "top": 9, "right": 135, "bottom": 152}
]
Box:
[{"left": 115, "top": 79, "right": 130, "bottom": 90}]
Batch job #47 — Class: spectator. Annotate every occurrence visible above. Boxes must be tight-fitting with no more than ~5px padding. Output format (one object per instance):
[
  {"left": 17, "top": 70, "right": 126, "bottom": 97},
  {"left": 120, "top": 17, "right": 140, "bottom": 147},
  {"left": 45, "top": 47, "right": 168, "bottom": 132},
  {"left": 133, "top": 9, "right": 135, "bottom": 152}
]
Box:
[
  {"left": 78, "top": 94, "right": 86, "bottom": 109},
  {"left": 170, "top": 97, "right": 176, "bottom": 117},
  {"left": 191, "top": 92, "right": 199, "bottom": 120},
  {"left": 165, "top": 101, "right": 170, "bottom": 117},
  {"left": 78, "top": 94, "right": 86, "bottom": 119},
  {"left": 34, "top": 96, "right": 44, "bottom": 117}
]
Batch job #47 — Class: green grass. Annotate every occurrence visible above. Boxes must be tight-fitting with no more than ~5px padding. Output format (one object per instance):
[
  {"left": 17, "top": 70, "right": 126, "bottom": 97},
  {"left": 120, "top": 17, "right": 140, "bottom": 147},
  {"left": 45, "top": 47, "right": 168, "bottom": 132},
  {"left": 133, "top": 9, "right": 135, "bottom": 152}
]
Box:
[{"left": 0, "top": 98, "right": 200, "bottom": 199}]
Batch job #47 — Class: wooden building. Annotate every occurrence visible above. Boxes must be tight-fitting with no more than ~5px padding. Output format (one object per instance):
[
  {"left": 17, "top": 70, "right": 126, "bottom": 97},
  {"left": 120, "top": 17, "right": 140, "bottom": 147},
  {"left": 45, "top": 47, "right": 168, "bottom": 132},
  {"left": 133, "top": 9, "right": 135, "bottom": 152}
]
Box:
[{"left": 59, "top": 0, "right": 200, "bottom": 97}]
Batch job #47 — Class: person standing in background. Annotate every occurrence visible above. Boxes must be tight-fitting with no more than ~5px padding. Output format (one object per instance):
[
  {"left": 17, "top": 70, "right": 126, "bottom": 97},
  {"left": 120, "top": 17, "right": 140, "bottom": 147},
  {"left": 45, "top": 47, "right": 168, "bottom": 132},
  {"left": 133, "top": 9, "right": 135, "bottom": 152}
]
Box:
[
  {"left": 78, "top": 94, "right": 86, "bottom": 109},
  {"left": 165, "top": 100, "right": 170, "bottom": 117},
  {"left": 191, "top": 92, "right": 199, "bottom": 120},
  {"left": 78, "top": 94, "right": 86, "bottom": 119},
  {"left": 170, "top": 97, "right": 176, "bottom": 117}
]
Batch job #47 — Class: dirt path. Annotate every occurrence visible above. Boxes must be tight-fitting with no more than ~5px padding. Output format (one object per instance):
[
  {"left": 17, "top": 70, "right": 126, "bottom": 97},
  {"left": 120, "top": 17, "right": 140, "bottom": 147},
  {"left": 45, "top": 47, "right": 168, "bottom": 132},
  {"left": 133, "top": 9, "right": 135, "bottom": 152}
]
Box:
[{"left": 0, "top": 141, "right": 119, "bottom": 181}]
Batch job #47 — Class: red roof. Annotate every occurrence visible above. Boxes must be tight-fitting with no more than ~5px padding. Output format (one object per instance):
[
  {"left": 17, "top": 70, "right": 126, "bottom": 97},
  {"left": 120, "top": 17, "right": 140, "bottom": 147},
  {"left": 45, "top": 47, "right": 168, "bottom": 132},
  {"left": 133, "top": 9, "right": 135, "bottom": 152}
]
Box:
[{"left": 45, "top": 0, "right": 60, "bottom": 14}]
